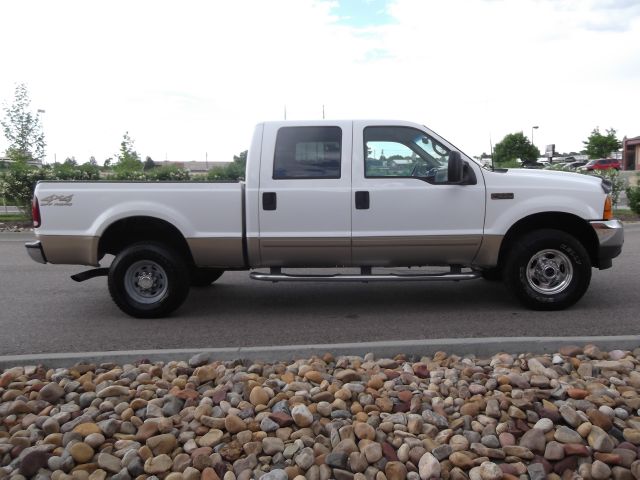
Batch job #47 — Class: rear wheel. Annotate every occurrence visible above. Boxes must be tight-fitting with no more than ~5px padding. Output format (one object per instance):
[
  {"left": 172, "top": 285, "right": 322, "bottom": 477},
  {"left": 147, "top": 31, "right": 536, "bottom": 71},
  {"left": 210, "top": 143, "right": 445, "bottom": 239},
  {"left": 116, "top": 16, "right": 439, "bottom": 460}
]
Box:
[
  {"left": 190, "top": 268, "right": 224, "bottom": 287},
  {"left": 504, "top": 229, "right": 591, "bottom": 310},
  {"left": 108, "top": 243, "right": 190, "bottom": 318}
]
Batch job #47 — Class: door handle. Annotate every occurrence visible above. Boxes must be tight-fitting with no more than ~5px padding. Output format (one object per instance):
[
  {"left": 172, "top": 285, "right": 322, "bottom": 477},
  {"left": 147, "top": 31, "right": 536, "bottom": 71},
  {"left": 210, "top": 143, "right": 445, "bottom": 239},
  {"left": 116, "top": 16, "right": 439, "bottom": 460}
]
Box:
[
  {"left": 263, "top": 192, "right": 277, "bottom": 211},
  {"left": 355, "top": 191, "right": 370, "bottom": 210}
]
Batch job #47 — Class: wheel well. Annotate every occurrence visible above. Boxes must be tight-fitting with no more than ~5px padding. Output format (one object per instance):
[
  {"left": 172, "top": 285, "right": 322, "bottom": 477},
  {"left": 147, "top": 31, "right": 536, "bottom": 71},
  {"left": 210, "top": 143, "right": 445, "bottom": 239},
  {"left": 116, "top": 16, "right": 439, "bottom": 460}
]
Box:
[
  {"left": 497, "top": 212, "right": 600, "bottom": 268},
  {"left": 98, "top": 216, "right": 194, "bottom": 265}
]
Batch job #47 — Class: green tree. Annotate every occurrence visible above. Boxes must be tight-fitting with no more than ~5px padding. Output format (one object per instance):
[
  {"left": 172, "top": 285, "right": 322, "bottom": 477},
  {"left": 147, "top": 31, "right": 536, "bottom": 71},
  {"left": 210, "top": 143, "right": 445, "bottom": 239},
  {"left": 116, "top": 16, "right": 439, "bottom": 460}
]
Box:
[
  {"left": 114, "top": 132, "right": 142, "bottom": 174},
  {"left": 143, "top": 156, "right": 155, "bottom": 171},
  {"left": 627, "top": 185, "right": 640, "bottom": 215},
  {"left": 493, "top": 132, "right": 540, "bottom": 165},
  {"left": 207, "top": 150, "right": 247, "bottom": 181},
  {"left": 1, "top": 83, "right": 46, "bottom": 164},
  {"left": 582, "top": 127, "right": 621, "bottom": 159},
  {"left": 78, "top": 161, "right": 101, "bottom": 179}
]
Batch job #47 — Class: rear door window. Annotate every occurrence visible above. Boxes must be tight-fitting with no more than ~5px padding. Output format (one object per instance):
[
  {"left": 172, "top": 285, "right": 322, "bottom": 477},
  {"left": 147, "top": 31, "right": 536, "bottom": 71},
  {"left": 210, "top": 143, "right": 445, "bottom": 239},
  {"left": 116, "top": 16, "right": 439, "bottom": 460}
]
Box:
[{"left": 273, "top": 126, "right": 342, "bottom": 179}]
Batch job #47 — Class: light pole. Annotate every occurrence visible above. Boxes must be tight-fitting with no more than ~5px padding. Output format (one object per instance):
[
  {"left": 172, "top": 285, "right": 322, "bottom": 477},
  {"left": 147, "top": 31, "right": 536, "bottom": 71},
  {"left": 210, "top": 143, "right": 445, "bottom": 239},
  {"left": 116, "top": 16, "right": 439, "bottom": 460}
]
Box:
[{"left": 531, "top": 125, "right": 539, "bottom": 148}]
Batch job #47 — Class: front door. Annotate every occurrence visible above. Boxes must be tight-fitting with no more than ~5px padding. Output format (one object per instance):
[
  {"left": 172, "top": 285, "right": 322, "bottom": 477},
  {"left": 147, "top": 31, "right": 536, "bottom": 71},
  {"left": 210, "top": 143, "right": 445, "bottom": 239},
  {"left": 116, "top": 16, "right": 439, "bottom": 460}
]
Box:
[
  {"left": 351, "top": 122, "right": 485, "bottom": 266},
  {"left": 258, "top": 121, "right": 353, "bottom": 267}
]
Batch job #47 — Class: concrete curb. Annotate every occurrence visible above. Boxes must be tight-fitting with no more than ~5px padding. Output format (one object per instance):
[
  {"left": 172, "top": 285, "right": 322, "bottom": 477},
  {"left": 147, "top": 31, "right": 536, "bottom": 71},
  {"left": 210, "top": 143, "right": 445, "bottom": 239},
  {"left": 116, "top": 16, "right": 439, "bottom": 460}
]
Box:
[{"left": 1, "top": 335, "right": 639, "bottom": 369}]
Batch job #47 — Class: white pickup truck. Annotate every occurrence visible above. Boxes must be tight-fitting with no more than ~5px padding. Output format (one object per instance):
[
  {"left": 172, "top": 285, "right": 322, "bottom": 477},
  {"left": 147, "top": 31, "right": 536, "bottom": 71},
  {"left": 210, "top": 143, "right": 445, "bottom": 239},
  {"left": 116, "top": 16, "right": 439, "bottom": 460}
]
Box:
[{"left": 26, "top": 120, "right": 624, "bottom": 317}]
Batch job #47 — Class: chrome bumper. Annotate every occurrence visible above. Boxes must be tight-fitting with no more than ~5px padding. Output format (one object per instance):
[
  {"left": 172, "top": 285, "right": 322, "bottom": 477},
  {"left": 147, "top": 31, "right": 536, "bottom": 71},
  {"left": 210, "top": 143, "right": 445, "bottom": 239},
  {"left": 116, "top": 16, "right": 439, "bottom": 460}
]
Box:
[
  {"left": 25, "top": 241, "right": 47, "bottom": 264},
  {"left": 589, "top": 219, "right": 624, "bottom": 269}
]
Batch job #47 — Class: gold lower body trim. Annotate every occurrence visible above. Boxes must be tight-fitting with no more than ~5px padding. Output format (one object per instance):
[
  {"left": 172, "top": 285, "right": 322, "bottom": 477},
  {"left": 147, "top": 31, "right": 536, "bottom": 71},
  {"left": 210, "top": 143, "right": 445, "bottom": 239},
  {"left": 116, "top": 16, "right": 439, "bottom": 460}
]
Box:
[{"left": 39, "top": 235, "right": 99, "bottom": 266}]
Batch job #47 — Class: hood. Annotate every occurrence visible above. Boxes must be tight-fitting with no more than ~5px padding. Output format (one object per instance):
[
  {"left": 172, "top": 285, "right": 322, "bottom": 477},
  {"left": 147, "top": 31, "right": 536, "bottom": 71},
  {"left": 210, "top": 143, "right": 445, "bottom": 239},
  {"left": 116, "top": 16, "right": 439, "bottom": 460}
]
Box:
[{"left": 485, "top": 167, "right": 606, "bottom": 193}]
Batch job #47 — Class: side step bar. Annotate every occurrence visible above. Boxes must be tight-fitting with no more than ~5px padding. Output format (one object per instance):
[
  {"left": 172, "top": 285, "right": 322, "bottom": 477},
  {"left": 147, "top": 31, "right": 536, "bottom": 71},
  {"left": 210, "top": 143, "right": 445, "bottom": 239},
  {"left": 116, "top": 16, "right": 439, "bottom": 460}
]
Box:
[
  {"left": 71, "top": 268, "right": 109, "bottom": 282},
  {"left": 250, "top": 267, "right": 480, "bottom": 283}
]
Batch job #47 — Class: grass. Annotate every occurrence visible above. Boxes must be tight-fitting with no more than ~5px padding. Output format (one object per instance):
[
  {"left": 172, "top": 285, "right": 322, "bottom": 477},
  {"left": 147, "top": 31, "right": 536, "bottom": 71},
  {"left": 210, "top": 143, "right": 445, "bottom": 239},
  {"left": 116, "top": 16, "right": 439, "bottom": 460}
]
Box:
[
  {"left": 0, "top": 213, "right": 29, "bottom": 222},
  {"left": 614, "top": 209, "right": 640, "bottom": 221}
]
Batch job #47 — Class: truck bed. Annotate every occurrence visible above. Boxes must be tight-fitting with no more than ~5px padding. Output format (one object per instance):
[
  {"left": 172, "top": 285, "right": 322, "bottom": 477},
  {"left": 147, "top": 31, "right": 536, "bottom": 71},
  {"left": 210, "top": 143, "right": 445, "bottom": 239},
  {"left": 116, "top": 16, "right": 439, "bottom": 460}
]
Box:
[{"left": 34, "top": 181, "right": 245, "bottom": 267}]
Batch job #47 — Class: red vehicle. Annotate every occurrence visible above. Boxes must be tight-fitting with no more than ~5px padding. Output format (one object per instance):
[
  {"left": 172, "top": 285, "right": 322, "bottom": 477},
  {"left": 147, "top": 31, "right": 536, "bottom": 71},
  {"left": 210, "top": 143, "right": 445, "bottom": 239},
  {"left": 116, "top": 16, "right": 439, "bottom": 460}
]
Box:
[{"left": 584, "top": 158, "right": 621, "bottom": 171}]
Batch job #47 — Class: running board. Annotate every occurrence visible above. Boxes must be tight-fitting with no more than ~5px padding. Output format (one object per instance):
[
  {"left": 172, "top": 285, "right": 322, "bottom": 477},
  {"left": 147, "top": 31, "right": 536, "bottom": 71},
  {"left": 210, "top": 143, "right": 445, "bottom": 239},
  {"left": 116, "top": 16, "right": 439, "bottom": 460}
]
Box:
[
  {"left": 71, "top": 268, "right": 109, "bottom": 282},
  {"left": 250, "top": 267, "right": 480, "bottom": 283}
]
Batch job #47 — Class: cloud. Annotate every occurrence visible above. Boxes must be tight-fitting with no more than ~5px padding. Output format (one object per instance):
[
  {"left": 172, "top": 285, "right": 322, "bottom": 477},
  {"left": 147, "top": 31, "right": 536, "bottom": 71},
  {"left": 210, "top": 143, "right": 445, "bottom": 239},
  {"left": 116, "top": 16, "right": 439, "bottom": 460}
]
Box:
[{"left": 0, "top": 0, "right": 639, "bottom": 163}]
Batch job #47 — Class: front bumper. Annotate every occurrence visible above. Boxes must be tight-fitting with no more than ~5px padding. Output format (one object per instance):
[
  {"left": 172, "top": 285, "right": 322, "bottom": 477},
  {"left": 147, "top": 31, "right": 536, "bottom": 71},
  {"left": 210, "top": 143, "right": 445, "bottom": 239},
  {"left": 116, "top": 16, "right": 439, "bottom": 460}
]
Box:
[
  {"left": 589, "top": 219, "right": 624, "bottom": 269},
  {"left": 25, "top": 241, "right": 47, "bottom": 264}
]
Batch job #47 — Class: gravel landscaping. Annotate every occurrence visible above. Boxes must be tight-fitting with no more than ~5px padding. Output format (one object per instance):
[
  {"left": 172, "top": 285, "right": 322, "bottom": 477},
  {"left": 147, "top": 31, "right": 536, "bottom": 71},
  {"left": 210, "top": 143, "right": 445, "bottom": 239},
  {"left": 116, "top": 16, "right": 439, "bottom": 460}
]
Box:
[
  {"left": 0, "top": 224, "right": 31, "bottom": 233},
  {"left": 2, "top": 345, "right": 640, "bottom": 480}
]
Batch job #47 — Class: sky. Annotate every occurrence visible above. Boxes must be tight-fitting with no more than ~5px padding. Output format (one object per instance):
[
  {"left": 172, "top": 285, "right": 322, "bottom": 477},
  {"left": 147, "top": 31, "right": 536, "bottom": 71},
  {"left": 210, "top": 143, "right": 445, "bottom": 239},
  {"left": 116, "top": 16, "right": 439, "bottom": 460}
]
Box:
[{"left": 1, "top": 0, "right": 639, "bottom": 164}]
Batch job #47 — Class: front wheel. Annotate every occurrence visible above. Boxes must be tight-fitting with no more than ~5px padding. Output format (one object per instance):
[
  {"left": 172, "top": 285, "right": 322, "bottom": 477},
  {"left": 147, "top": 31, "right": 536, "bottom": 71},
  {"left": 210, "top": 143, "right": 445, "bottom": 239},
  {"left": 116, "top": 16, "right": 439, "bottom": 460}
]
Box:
[
  {"left": 504, "top": 229, "right": 591, "bottom": 310},
  {"left": 108, "top": 243, "right": 190, "bottom": 318}
]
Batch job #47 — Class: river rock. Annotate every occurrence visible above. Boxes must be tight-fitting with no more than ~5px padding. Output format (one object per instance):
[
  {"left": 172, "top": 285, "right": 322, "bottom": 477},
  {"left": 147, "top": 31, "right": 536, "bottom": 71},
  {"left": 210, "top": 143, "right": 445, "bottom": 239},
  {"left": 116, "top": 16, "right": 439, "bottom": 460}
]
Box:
[{"left": 418, "top": 452, "right": 440, "bottom": 480}]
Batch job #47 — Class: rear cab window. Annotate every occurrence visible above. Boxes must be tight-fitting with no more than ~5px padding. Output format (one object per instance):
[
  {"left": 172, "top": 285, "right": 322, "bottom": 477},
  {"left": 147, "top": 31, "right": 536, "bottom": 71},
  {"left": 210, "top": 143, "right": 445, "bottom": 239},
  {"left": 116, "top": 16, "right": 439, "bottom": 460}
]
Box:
[{"left": 273, "top": 126, "right": 342, "bottom": 179}]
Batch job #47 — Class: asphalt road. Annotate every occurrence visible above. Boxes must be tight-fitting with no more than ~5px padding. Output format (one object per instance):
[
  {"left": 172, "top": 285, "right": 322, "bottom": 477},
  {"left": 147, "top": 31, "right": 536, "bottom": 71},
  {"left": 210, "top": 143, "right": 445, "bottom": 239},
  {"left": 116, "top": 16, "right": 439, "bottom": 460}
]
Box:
[{"left": 1, "top": 226, "right": 639, "bottom": 356}]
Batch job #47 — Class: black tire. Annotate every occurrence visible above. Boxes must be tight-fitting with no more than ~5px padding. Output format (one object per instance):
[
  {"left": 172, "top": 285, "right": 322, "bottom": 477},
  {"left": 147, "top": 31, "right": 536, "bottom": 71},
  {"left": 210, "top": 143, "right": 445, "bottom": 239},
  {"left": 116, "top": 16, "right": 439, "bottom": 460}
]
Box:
[
  {"left": 504, "top": 229, "right": 591, "bottom": 310},
  {"left": 190, "top": 268, "right": 224, "bottom": 287},
  {"left": 480, "top": 267, "right": 503, "bottom": 281},
  {"left": 108, "top": 242, "right": 190, "bottom": 318}
]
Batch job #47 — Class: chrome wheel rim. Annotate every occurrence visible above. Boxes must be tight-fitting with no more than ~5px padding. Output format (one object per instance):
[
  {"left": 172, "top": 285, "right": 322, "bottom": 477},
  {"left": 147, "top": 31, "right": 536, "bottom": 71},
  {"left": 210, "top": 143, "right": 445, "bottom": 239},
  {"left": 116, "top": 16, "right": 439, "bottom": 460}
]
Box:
[
  {"left": 525, "top": 249, "right": 573, "bottom": 295},
  {"left": 124, "top": 260, "right": 168, "bottom": 304}
]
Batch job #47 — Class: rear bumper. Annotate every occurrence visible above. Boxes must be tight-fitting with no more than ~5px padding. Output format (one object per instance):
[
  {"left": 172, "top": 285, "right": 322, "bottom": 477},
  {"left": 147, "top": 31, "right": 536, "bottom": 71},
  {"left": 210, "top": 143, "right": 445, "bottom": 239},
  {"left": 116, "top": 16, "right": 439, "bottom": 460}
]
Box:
[
  {"left": 590, "top": 219, "right": 624, "bottom": 269},
  {"left": 25, "top": 241, "right": 47, "bottom": 264}
]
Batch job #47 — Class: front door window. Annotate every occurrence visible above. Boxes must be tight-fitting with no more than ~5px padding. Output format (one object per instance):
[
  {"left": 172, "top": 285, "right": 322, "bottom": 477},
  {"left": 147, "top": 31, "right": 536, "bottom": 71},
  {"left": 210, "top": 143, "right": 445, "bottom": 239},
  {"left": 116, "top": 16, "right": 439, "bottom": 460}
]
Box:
[{"left": 364, "top": 126, "right": 451, "bottom": 182}]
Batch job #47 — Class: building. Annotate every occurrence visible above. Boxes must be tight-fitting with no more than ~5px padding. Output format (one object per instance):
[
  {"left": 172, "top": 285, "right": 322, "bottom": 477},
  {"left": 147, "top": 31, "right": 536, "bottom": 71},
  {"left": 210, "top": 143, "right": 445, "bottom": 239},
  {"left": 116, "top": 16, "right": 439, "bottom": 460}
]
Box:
[
  {"left": 155, "top": 160, "right": 229, "bottom": 173},
  {"left": 0, "top": 152, "right": 42, "bottom": 168},
  {"left": 623, "top": 136, "right": 640, "bottom": 170}
]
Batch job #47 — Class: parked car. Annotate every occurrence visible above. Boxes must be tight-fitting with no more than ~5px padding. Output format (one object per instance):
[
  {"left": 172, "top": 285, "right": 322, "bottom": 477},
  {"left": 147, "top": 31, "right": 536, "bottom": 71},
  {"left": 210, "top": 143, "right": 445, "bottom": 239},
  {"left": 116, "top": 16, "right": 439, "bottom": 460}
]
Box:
[
  {"left": 520, "top": 161, "right": 545, "bottom": 169},
  {"left": 578, "top": 158, "right": 621, "bottom": 172},
  {"left": 564, "top": 161, "right": 588, "bottom": 171}
]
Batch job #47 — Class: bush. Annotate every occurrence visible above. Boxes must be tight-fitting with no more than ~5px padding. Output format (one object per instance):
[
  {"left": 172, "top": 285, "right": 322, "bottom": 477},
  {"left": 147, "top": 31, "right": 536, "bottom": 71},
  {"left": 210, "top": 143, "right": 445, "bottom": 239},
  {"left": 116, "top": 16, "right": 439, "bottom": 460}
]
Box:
[
  {"left": 627, "top": 186, "right": 640, "bottom": 214},
  {"left": 493, "top": 159, "right": 521, "bottom": 169},
  {"left": 106, "top": 165, "right": 192, "bottom": 181},
  {"left": 0, "top": 164, "right": 51, "bottom": 217},
  {"left": 109, "top": 170, "right": 148, "bottom": 181},
  {"left": 146, "top": 165, "right": 190, "bottom": 181},
  {"left": 49, "top": 163, "right": 101, "bottom": 181},
  {"left": 545, "top": 163, "right": 565, "bottom": 171},
  {"left": 579, "top": 169, "right": 625, "bottom": 208}
]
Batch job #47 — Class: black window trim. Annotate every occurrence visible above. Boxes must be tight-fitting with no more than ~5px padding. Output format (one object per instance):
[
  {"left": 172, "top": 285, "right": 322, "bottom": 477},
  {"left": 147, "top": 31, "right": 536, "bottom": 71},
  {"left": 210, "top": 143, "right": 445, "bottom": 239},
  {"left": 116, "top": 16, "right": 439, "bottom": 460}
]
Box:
[{"left": 272, "top": 125, "right": 343, "bottom": 181}]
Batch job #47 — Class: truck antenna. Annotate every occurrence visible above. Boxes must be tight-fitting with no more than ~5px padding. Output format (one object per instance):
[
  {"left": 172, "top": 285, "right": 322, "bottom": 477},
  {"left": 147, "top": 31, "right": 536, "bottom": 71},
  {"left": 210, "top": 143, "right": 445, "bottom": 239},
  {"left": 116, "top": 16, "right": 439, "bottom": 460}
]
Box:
[
  {"left": 322, "top": 105, "right": 325, "bottom": 119},
  {"left": 284, "top": 105, "right": 287, "bottom": 120}
]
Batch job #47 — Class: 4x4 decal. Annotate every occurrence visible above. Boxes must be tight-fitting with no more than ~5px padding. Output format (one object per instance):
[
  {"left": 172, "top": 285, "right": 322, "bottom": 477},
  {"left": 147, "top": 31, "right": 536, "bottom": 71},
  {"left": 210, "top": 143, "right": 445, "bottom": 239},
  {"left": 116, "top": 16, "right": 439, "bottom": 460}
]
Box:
[{"left": 40, "top": 194, "right": 74, "bottom": 207}]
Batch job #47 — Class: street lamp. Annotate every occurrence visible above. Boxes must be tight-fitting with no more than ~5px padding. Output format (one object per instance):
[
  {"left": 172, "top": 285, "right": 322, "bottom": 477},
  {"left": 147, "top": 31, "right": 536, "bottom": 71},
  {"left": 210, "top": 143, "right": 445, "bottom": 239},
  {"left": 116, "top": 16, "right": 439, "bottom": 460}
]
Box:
[{"left": 531, "top": 125, "right": 539, "bottom": 147}]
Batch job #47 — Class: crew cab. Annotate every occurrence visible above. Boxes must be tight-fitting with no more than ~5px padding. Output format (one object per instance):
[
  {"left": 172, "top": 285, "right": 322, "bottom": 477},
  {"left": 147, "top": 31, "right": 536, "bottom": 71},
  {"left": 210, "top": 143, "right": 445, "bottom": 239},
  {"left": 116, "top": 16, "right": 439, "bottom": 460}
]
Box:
[{"left": 26, "top": 120, "right": 624, "bottom": 317}]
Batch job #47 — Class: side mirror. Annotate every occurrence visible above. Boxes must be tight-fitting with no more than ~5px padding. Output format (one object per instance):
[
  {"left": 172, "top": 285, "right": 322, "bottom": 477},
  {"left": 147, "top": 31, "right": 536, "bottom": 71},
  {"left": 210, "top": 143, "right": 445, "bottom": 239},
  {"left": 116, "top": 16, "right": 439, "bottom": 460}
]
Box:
[{"left": 448, "top": 151, "right": 463, "bottom": 183}]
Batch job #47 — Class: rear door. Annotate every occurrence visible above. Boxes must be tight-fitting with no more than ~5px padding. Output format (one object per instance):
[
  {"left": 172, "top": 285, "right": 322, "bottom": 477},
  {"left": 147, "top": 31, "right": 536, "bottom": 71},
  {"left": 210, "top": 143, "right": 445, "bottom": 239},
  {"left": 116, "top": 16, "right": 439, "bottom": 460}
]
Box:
[{"left": 258, "top": 121, "right": 353, "bottom": 267}]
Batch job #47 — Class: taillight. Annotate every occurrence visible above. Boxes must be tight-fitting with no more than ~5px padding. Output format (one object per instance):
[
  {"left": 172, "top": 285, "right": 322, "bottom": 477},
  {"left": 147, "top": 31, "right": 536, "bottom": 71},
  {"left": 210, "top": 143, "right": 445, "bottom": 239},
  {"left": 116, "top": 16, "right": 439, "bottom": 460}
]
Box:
[
  {"left": 603, "top": 195, "right": 613, "bottom": 220},
  {"left": 32, "top": 197, "right": 41, "bottom": 228}
]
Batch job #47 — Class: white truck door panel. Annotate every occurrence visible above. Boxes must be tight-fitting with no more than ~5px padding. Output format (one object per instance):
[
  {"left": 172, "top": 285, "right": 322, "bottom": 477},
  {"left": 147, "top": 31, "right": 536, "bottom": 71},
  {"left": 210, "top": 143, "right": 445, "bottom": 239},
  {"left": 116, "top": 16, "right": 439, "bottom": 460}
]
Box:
[
  {"left": 351, "top": 121, "right": 486, "bottom": 266},
  {"left": 258, "top": 121, "right": 353, "bottom": 266}
]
